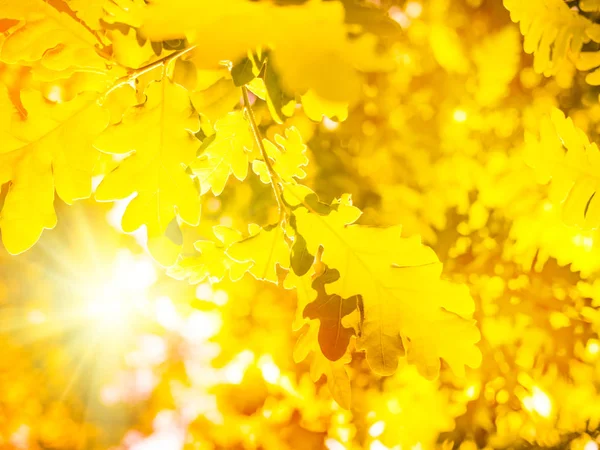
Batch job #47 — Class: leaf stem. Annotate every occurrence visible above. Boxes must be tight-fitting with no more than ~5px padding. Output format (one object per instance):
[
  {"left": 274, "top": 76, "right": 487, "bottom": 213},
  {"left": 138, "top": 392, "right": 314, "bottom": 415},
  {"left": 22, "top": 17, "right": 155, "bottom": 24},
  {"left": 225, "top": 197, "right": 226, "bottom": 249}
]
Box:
[
  {"left": 104, "top": 45, "right": 198, "bottom": 97},
  {"left": 241, "top": 85, "right": 287, "bottom": 221}
]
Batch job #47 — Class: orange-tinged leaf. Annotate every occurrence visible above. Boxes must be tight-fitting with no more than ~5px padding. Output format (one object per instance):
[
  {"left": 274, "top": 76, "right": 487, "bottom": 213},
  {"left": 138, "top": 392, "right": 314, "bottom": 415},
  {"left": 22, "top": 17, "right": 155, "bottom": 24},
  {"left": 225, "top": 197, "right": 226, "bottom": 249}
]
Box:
[
  {"left": 303, "top": 268, "right": 357, "bottom": 362},
  {"left": 293, "top": 190, "right": 482, "bottom": 378}
]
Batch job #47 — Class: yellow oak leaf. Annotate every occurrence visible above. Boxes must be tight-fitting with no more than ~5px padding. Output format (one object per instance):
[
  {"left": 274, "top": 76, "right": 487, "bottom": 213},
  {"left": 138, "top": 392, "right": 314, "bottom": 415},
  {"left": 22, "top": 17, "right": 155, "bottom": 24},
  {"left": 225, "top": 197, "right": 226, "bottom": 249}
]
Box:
[
  {"left": 102, "top": 0, "right": 145, "bottom": 29},
  {"left": 227, "top": 223, "right": 290, "bottom": 284},
  {"left": 246, "top": 77, "right": 267, "bottom": 100},
  {"left": 253, "top": 127, "right": 308, "bottom": 184},
  {"left": 268, "top": 1, "right": 361, "bottom": 105},
  {"left": 525, "top": 108, "right": 600, "bottom": 229},
  {"left": 102, "top": 0, "right": 258, "bottom": 43},
  {"left": 284, "top": 269, "right": 318, "bottom": 331},
  {"left": 65, "top": 0, "right": 107, "bottom": 30},
  {"left": 282, "top": 183, "right": 322, "bottom": 208},
  {"left": 0, "top": 90, "right": 108, "bottom": 254},
  {"left": 102, "top": 85, "right": 139, "bottom": 125},
  {"left": 311, "top": 349, "right": 352, "bottom": 410},
  {"left": 0, "top": 0, "right": 107, "bottom": 79},
  {"left": 293, "top": 192, "right": 482, "bottom": 378},
  {"left": 262, "top": 59, "right": 295, "bottom": 125},
  {"left": 103, "top": 0, "right": 368, "bottom": 106},
  {"left": 191, "top": 111, "right": 254, "bottom": 196},
  {"left": 193, "top": 68, "right": 231, "bottom": 92},
  {"left": 168, "top": 226, "right": 252, "bottom": 284},
  {"left": 505, "top": 0, "right": 595, "bottom": 76},
  {"left": 0, "top": 86, "right": 27, "bottom": 153},
  {"left": 108, "top": 28, "right": 156, "bottom": 69},
  {"left": 294, "top": 321, "right": 352, "bottom": 409},
  {"left": 576, "top": 51, "right": 600, "bottom": 85},
  {"left": 301, "top": 89, "right": 348, "bottom": 122},
  {"left": 94, "top": 79, "right": 201, "bottom": 266},
  {"left": 189, "top": 78, "right": 241, "bottom": 125}
]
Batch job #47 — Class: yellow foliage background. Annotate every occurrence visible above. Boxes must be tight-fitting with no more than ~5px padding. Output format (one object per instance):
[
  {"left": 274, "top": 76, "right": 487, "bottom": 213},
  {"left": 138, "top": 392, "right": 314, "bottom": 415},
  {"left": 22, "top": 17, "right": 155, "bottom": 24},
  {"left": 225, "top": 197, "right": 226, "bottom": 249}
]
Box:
[{"left": 3, "top": 0, "right": 600, "bottom": 449}]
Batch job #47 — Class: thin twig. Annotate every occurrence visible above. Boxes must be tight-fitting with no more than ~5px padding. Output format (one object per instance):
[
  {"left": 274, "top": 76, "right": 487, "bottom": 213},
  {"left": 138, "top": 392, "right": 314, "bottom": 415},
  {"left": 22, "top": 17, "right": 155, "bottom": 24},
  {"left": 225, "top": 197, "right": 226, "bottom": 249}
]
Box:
[
  {"left": 104, "top": 45, "right": 198, "bottom": 98},
  {"left": 241, "top": 85, "right": 286, "bottom": 221}
]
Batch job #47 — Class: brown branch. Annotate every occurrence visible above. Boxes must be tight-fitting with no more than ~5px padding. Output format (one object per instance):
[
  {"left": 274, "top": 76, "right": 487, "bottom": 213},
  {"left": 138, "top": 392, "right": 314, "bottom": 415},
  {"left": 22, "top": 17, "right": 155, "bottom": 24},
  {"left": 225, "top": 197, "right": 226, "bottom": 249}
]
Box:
[
  {"left": 104, "top": 45, "right": 197, "bottom": 98},
  {"left": 241, "top": 85, "right": 287, "bottom": 221}
]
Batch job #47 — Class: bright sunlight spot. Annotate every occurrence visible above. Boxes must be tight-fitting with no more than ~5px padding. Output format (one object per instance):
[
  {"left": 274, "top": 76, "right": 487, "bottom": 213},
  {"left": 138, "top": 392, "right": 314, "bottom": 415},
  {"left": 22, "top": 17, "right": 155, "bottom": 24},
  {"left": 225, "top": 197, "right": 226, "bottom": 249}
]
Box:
[
  {"left": 572, "top": 234, "right": 594, "bottom": 251},
  {"left": 80, "top": 250, "right": 156, "bottom": 331},
  {"left": 86, "top": 289, "right": 125, "bottom": 320},
  {"left": 405, "top": 2, "right": 423, "bottom": 18},
  {"left": 453, "top": 109, "right": 468, "bottom": 122},
  {"left": 465, "top": 384, "right": 478, "bottom": 399},
  {"left": 588, "top": 339, "right": 600, "bottom": 356},
  {"left": 46, "top": 85, "right": 63, "bottom": 103},
  {"left": 388, "top": 7, "right": 411, "bottom": 28},
  {"left": 368, "top": 420, "right": 385, "bottom": 437},
  {"left": 223, "top": 350, "right": 255, "bottom": 384},
  {"left": 369, "top": 440, "right": 389, "bottom": 450},
  {"left": 323, "top": 116, "right": 340, "bottom": 131},
  {"left": 523, "top": 386, "right": 552, "bottom": 418},
  {"left": 258, "top": 354, "right": 281, "bottom": 384},
  {"left": 325, "top": 438, "right": 346, "bottom": 450}
]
